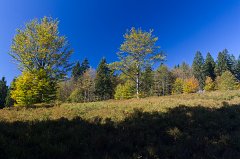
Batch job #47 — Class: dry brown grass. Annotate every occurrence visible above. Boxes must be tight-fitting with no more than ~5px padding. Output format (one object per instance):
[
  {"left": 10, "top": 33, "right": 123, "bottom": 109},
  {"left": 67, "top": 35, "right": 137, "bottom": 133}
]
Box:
[{"left": 1, "top": 90, "right": 240, "bottom": 122}]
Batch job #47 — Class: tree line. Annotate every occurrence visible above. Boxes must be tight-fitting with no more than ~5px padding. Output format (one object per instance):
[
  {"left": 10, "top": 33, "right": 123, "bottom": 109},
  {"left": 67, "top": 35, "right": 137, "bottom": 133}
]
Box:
[{"left": 0, "top": 16, "right": 239, "bottom": 107}]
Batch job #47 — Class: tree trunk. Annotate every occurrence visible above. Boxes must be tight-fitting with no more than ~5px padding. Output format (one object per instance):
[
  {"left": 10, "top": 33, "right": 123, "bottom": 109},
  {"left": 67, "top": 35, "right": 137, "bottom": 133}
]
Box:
[{"left": 136, "top": 73, "right": 140, "bottom": 99}]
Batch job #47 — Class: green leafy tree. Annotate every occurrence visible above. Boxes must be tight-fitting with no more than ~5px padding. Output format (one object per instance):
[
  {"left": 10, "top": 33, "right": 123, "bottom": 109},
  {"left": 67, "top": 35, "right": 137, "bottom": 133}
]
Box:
[
  {"left": 111, "top": 27, "right": 165, "bottom": 98},
  {"left": 204, "top": 76, "right": 215, "bottom": 91},
  {"left": 95, "top": 58, "right": 114, "bottom": 100},
  {"left": 172, "top": 78, "right": 184, "bottom": 94},
  {"left": 216, "top": 71, "right": 238, "bottom": 90},
  {"left": 141, "top": 65, "right": 154, "bottom": 96},
  {"left": 0, "top": 77, "right": 8, "bottom": 108},
  {"left": 10, "top": 16, "right": 73, "bottom": 79},
  {"left": 11, "top": 69, "right": 56, "bottom": 106},
  {"left": 203, "top": 52, "right": 216, "bottom": 80},
  {"left": 114, "top": 80, "right": 134, "bottom": 100},
  {"left": 154, "top": 64, "right": 174, "bottom": 96},
  {"left": 192, "top": 51, "right": 204, "bottom": 90}
]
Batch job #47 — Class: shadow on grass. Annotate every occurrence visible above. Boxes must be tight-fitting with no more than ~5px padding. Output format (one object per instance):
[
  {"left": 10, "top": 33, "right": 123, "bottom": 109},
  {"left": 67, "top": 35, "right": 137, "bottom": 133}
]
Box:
[{"left": 1, "top": 103, "right": 240, "bottom": 159}]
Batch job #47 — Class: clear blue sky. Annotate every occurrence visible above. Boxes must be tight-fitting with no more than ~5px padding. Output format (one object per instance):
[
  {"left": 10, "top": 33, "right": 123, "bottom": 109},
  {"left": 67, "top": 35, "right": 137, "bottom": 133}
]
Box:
[{"left": 0, "top": 0, "right": 240, "bottom": 84}]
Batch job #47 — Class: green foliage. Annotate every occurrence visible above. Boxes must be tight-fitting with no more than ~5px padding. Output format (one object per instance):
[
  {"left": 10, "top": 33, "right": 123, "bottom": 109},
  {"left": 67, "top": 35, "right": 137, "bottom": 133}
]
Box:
[
  {"left": 172, "top": 78, "right": 184, "bottom": 94},
  {"left": 10, "top": 16, "right": 73, "bottom": 79},
  {"left": 203, "top": 52, "right": 216, "bottom": 80},
  {"left": 69, "top": 89, "right": 84, "bottom": 103},
  {"left": 192, "top": 51, "right": 205, "bottom": 90},
  {"left": 215, "top": 49, "right": 231, "bottom": 76},
  {"left": 114, "top": 81, "right": 134, "bottom": 100},
  {"left": 204, "top": 76, "right": 215, "bottom": 91},
  {"left": 57, "top": 79, "right": 75, "bottom": 102},
  {"left": 216, "top": 71, "right": 238, "bottom": 91},
  {"left": 81, "top": 58, "right": 90, "bottom": 74},
  {"left": 183, "top": 77, "right": 199, "bottom": 93},
  {"left": 0, "top": 77, "right": 8, "bottom": 108},
  {"left": 95, "top": 58, "right": 114, "bottom": 100},
  {"left": 154, "top": 64, "right": 174, "bottom": 96},
  {"left": 72, "top": 61, "right": 82, "bottom": 80},
  {"left": 111, "top": 27, "right": 165, "bottom": 98},
  {"left": 141, "top": 65, "right": 154, "bottom": 96},
  {"left": 5, "top": 79, "right": 16, "bottom": 107},
  {"left": 11, "top": 70, "right": 56, "bottom": 106}
]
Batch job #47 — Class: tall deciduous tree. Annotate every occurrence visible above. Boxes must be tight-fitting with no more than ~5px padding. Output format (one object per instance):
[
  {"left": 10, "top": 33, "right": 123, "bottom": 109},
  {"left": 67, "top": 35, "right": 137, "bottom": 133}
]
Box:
[
  {"left": 0, "top": 77, "right": 8, "bottom": 108},
  {"left": 95, "top": 58, "right": 114, "bottom": 100},
  {"left": 111, "top": 27, "right": 165, "bottom": 98},
  {"left": 10, "top": 17, "right": 73, "bottom": 79},
  {"left": 203, "top": 52, "right": 216, "bottom": 80},
  {"left": 192, "top": 51, "right": 205, "bottom": 90}
]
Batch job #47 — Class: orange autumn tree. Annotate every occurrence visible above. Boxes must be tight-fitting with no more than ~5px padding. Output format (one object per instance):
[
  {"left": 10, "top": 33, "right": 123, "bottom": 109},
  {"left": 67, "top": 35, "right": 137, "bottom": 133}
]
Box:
[{"left": 183, "top": 77, "right": 199, "bottom": 93}]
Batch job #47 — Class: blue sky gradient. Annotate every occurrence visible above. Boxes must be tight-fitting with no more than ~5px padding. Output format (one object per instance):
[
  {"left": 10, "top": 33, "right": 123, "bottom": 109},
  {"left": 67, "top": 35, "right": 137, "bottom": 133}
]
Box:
[{"left": 0, "top": 0, "right": 240, "bottom": 84}]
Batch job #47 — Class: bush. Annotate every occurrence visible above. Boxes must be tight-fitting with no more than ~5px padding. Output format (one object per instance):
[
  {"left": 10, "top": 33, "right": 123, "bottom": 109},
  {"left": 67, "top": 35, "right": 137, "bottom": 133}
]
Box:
[
  {"left": 114, "top": 81, "right": 134, "bottom": 100},
  {"left": 216, "top": 71, "right": 238, "bottom": 90},
  {"left": 183, "top": 77, "right": 199, "bottom": 93},
  {"left": 204, "top": 76, "right": 215, "bottom": 91},
  {"left": 172, "top": 78, "right": 184, "bottom": 94}
]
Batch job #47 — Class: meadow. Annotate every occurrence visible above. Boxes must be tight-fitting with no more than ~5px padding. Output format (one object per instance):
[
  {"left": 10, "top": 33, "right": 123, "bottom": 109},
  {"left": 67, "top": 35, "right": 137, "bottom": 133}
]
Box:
[{"left": 0, "top": 91, "right": 240, "bottom": 158}]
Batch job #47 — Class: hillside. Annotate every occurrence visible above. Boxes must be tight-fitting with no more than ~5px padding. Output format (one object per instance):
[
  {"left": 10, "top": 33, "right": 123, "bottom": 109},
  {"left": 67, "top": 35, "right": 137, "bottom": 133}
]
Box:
[{"left": 0, "top": 91, "right": 240, "bottom": 158}]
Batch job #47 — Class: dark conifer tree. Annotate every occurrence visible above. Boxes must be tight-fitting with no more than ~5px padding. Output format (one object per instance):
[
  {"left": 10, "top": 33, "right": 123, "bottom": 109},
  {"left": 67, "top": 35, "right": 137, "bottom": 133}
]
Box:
[
  {"left": 215, "top": 49, "right": 231, "bottom": 76},
  {"left": 235, "top": 55, "right": 240, "bottom": 80},
  {"left": 141, "top": 65, "right": 154, "bottom": 96},
  {"left": 72, "top": 61, "right": 82, "bottom": 80},
  {"left": 81, "top": 58, "right": 90, "bottom": 74},
  {"left": 192, "top": 51, "right": 205, "bottom": 90},
  {"left": 0, "top": 77, "right": 8, "bottom": 108},
  {"left": 203, "top": 52, "right": 216, "bottom": 80},
  {"left": 95, "top": 58, "right": 114, "bottom": 100},
  {"left": 5, "top": 78, "right": 16, "bottom": 107}
]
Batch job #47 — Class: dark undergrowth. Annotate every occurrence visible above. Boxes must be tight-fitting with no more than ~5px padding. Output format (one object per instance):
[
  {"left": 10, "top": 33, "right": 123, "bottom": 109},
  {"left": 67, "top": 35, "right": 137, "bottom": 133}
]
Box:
[{"left": 1, "top": 103, "right": 240, "bottom": 159}]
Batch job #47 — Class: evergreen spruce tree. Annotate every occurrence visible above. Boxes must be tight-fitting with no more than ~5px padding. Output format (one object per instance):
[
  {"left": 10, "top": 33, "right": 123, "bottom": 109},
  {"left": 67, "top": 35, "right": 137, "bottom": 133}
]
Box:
[
  {"left": 203, "top": 52, "right": 216, "bottom": 80},
  {"left": 95, "top": 58, "right": 114, "bottom": 100},
  {"left": 235, "top": 55, "right": 240, "bottom": 80},
  {"left": 0, "top": 77, "right": 8, "bottom": 108},
  {"left": 141, "top": 65, "right": 154, "bottom": 96},
  {"left": 5, "top": 78, "right": 16, "bottom": 107},
  {"left": 72, "top": 61, "right": 82, "bottom": 80},
  {"left": 192, "top": 51, "right": 205, "bottom": 90},
  {"left": 215, "top": 49, "right": 231, "bottom": 76},
  {"left": 81, "top": 58, "right": 90, "bottom": 74}
]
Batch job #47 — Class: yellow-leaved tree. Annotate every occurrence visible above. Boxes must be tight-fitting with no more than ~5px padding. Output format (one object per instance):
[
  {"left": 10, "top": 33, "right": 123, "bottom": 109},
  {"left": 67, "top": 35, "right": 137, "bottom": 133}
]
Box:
[
  {"left": 183, "top": 77, "right": 199, "bottom": 93},
  {"left": 10, "top": 17, "right": 72, "bottom": 106}
]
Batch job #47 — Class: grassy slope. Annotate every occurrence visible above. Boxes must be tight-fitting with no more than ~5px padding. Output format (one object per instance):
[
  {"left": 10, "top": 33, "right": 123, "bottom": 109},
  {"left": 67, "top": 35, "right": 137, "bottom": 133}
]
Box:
[
  {"left": 1, "top": 90, "right": 240, "bottom": 122},
  {"left": 1, "top": 91, "right": 240, "bottom": 158}
]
